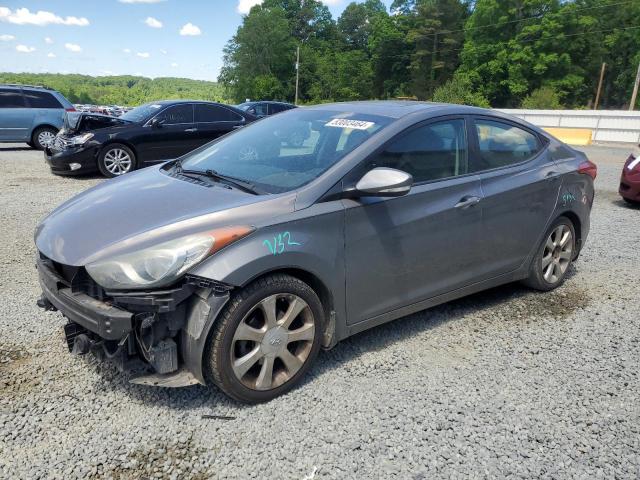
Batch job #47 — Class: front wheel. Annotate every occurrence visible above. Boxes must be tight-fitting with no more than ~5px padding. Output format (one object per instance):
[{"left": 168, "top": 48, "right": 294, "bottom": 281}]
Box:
[
  {"left": 523, "top": 216, "right": 575, "bottom": 291},
  {"left": 203, "top": 274, "right": 324, "bottom": 403},
  {"left": 98, "top": 143, "right": 136, "bottom": 178}
]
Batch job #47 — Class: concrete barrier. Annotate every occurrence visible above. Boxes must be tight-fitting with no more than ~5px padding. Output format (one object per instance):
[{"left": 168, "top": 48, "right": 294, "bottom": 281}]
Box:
[
  {"left": 542, "top": 127, "right": 592, "bottom": 146},
  {"left": 498, "top": 109, "right": 640, "bottom": 145}
]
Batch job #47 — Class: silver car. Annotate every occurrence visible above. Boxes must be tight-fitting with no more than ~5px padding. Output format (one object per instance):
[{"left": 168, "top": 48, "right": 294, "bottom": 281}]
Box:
[{"left": 35, "top": 101, "right": 596, "bottom": 403}]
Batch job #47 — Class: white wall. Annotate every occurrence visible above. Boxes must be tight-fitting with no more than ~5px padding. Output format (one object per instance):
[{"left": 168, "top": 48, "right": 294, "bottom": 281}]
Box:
[{"left": 497, "top": 109, "right": 640, "bottom": 144}]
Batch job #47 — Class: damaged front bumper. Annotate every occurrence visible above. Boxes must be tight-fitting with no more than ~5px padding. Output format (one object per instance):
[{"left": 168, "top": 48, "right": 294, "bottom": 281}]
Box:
[{"left": 36, "top": 253, "right": 232, "bottom": 387}]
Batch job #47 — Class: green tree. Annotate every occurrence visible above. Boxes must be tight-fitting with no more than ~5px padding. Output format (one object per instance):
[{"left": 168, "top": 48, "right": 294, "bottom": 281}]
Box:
[
  {"left": 431, "top": 74, "right": 490, "bottom": 106},
  {"left": 219, "top": 6, "right": 296, "bottom": 102},
  {"left": 521, "top": 86, "right": 563, "bottom": 109}
]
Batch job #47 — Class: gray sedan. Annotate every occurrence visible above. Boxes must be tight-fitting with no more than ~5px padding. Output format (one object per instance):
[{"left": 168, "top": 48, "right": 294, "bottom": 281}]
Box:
[{"left": 35, "top": 101, "right": 596, "bottom": 403}]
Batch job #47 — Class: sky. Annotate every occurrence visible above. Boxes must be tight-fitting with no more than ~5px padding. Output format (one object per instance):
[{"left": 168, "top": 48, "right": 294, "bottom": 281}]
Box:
[{"left": 0, "top": 0, "right": 392, "bottom": 81}]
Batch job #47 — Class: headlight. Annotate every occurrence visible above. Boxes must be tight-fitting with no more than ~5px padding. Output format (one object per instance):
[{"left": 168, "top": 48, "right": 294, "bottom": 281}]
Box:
[
  {"left": 85, "top": 226, "right": 254, "bottom": 290},
  {"left": 69, "top": 132, "right": 94, "bottom": 146}
]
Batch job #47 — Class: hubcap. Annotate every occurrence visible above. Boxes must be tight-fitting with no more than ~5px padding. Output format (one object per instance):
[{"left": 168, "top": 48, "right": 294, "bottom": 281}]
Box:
[
  {"left": 542, "top": 224, "right": 573, "bottom": 284},
  {"left": 38, "top": 130, "right": 55, "bottom": 147},
  {"left": 231, "top": 294, "right": 315, "bottom": 391},
  {"left": 104, "top": 148, "right": 132, "bottom": 175}
]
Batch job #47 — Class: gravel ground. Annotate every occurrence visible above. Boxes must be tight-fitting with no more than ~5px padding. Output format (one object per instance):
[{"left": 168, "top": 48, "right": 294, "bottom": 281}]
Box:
[{"left": 0, "top": 143, "right": 639, "bottom": 479}]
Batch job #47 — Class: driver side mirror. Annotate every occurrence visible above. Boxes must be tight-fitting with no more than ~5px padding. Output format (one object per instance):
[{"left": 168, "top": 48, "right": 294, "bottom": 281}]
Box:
[
  {"left": 352, "top": 167, "right": 413, "bottom": 197},
  {"left": 150, "top": 118, "right": 165, "bottom": 129}
]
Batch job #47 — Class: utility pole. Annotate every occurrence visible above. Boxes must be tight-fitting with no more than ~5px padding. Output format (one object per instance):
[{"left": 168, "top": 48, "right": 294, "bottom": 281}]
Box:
[
  {"left": 294, "top": 45, "right": 300, "bottom": 105},
  {"left": 594, "top": 62, "right": 606, "bottom": 110},
  {"left": 629, "top": 61, "right": 640, "bottom": 111}
]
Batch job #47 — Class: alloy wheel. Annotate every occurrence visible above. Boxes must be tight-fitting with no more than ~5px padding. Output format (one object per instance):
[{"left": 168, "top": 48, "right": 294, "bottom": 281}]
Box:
[
  {"left": 37, "top": 130, "right": 56, "bottom": 148},
  {"left": 542, "top": 224, "right": 573, "bottom": 283},
  {"left": 103, "top": 148, "right": 132, "bottom": 175},
  {"left": 231, "top": 293, "right": 315, "bottom": 391}
]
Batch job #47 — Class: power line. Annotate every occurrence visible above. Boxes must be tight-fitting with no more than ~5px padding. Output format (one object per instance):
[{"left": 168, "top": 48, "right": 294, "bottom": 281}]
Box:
[
  {"left": 418, "top": 0, "right": 637, "bottom": 38},
  {"left": 379, "top": 24, "right": 640, "bottom": 61}
]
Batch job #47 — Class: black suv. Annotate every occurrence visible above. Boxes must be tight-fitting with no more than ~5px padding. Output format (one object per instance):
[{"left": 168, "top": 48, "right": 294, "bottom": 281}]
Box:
[{"left": 45, "top": 100, "right": 255, "bottom": 177}]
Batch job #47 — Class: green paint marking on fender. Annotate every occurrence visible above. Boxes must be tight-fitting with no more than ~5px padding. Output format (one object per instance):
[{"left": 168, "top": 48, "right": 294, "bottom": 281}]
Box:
[{"left": 263, "top": 231, "right": 301, "bottom": 255}]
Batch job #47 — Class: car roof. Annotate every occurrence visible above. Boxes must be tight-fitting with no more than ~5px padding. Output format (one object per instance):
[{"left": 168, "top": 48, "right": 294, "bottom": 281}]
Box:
[
  {"left": 0, "top": 84, "right": 56, "bottom": 92},
  {"left": 147, "top": 99, "right": 232, "bottom": 106},
  {"left": 307, "top": 100, "right": 493, "bottom": 119}
]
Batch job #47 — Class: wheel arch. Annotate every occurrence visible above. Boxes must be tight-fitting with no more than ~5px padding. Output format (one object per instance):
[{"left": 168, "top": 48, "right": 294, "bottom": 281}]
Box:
[
  {"left": 99, "top": 139, "right": 138, "bottom": 159},
  {"left": 31, "top": 124, "right": 59, "bottom": 140},
  {"left": 182, "top": 266, "right": 337, "bottom": 385},
  {"left": 556, "top": 210, "right": 582, "bottom": 256},
  {"left": 244, "top": 267, "right": 335, "bottom": 329}
]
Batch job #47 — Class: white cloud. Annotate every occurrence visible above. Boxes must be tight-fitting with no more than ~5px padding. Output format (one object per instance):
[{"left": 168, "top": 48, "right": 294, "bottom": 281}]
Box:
[
  {"left": 119, "top": 0, "right": 165, "bottom": 3},
  {"left": 47, "top": 52, "right": 56, "bottom": 58},
  {"left": 123, "top": 48, "right": 131, "bottom": 54},
  {"left": 65, "top": 42, "right": 82, "bottom": 52},
  {"left": 170, "top": 62, "right": 178, "bottom": 67},
  {"left": 16, "top": 44, "right": 35, "bottom": 53},
  {"left": 160, "top": 49, "right": 167, "bottom": 54},
  {"left": 237, "top": 0, "right": 262, "bottom": 14},
  {"left": 136, "top": 51, "right": 150, "bottom": 58},
  {"left": 0, "top": 34, "right": 15, "bottom": 41},
  {"left": 0, "top": 7, "right": 89, "bottom": 27},
  {"left": 179, "top": 22, "right": 201, "bottom": 36},
  {"left": 144, "top": 16, "right": 162, "bottom": 28},
  {"left": 321, "top": 0, "right": 342, "bottom": 4},
  {"left": 44, "top": 36, "right": 53, "bottom": 44}
]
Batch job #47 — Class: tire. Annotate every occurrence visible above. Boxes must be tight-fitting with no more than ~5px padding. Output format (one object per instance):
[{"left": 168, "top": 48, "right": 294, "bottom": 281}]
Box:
[
  {"left": 31, "top": 126, "right": 58, "bottom": 150},
  {"left": 203, "top": 274, "right": 324, "bottom": 403},
  {"left": 98, "top": 143, "right": 136, "bottom": 178},
  {"left": 522, "top": 216, "right": 576, "bottom": 291},
  {"left": 622, "top": 197, "right": 640, "bottom": 207}
]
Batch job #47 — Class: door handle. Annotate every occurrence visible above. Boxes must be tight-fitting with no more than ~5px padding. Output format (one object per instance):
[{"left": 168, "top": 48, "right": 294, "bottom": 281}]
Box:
[
  {"left": 184, "top": 128, "right": 197, "bottom": 133},
  {"left": 232, "top": 125, "right": 244, "bottom": 130},
  {"left": 545, "top": 170, "right": 559, "bottom": 179},
  {"left": 455, "top": 195, "right": 481, "bottom": 209}
]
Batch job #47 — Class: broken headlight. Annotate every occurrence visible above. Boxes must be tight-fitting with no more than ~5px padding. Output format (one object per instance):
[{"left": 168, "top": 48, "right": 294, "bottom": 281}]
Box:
[{"left": 85, "top": 227, "right": 253, "bottom": 290}]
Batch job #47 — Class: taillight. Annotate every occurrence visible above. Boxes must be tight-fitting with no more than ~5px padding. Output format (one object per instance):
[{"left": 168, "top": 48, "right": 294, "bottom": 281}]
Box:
[
  {"left": 65, "top": 107, "right": 76, "bottom": 112},
  {"left": 578, "top": 159, "right": 597, "bottom": 179}
]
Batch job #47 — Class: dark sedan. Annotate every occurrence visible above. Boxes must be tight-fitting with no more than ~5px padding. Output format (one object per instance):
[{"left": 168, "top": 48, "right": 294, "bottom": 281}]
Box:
[
  {"left": 44, "top": 100, "right": 255, "bottom": 177},
  {"left": 236, "top": 100, "right": 296, "bottom": 118}
]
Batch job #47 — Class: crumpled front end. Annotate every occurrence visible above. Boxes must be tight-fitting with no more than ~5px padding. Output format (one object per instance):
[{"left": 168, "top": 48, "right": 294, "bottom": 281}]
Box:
[{"left": 36, "top": 251, "right": 232, "bottom": 387}]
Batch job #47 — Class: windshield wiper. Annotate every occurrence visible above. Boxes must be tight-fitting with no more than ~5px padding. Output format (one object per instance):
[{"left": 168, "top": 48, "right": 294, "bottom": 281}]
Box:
[{"left": 177, "top": 166, "right": 262, "bottom": 195}]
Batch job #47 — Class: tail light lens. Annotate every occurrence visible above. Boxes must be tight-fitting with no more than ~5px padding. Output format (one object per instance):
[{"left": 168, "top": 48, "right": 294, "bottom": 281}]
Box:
[
  {"left": 578, "top": 159, "right": 597, "bottom": 179},
  {"left": 65, "top": 107, "right": 76, "bottom": 112}
]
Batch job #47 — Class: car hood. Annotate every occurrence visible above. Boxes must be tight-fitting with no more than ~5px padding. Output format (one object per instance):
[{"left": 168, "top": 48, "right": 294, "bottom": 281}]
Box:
[
  {"left": 62, "top": 112, "right": 132, "bottom": 135},
  {"left": 35, "top": 165, "right": 296, "bottom": 266}
]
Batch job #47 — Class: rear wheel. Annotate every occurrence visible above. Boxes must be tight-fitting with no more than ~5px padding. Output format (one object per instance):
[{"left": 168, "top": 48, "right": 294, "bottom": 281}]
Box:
[
  {"left": 204, "top": 274, "right": 323, "bottom": 403},
  {"left": 98, "top": 143, "right": 136, "bottom": 178},
  {"left": 523, "top": 216, "right": 575, "bottom": 291},
  {"left": 32, "top": 126, "right": 57, "bottom": 150},
  {"left": 622, "top": 197, "right": 640, "bottom": 206}
]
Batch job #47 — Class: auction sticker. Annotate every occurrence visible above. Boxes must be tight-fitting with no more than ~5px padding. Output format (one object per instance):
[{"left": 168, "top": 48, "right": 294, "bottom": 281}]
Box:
[{"left": 325, "top": 118, "right": 375, "bottom": 130}]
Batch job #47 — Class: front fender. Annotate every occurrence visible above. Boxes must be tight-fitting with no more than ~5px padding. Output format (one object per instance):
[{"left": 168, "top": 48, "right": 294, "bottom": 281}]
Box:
[{"left": 184, "top": 203, "right": 347, "bottom": 378}]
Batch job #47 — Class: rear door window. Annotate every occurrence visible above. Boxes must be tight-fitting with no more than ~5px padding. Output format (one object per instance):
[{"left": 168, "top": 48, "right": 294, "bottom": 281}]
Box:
[
  {"left": 0, "top": 89, "right": 26, "bottom": 108},
  {"left": 155, "top": 104, "right": 194, "bottom": 125},
  {"left": 472, "top": 119, "right": 541, "bottom": 171},
  {"left": 23, "top": 90, "right": 63, "bottom": 109},
  {"left": 195, "top": 104, "right": 243, "bottom": 122}
]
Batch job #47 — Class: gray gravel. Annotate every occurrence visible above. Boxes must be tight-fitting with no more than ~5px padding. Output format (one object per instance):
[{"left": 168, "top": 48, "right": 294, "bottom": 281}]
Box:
[{"left": 1, "top": 143, "right": 639, "bottom": 479}]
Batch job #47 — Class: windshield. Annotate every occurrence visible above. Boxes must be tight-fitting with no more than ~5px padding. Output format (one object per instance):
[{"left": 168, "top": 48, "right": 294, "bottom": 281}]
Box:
[
  {"left": 178, "top": 109, "right": 392, "bottom": 194},
  {"left": 120, "top": 102, "right": 165, "bottom": 122}
]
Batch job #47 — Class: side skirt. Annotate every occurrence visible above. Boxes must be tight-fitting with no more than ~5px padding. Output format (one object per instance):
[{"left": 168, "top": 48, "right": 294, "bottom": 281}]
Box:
[{"left": 346, "top": 269, "right": 526, "bottom": 338}]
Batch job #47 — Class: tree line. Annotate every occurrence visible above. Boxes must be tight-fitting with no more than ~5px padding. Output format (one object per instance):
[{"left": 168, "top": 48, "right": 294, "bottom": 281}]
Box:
[
  {"left": 0, "top": 73, "right": 227, "bottom": 106},
  {"left": 220, "top": 0, "right": 640, "bottom": 109}
]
